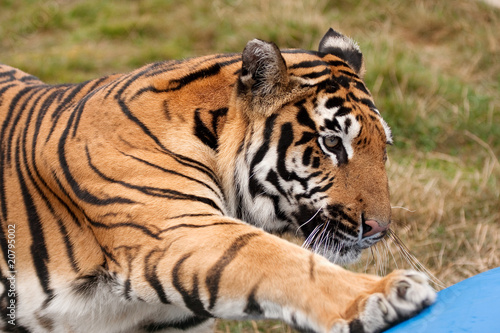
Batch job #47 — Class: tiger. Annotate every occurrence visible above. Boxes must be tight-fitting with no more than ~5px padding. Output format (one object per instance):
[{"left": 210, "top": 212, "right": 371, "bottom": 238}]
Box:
[{"left": 0, "top": 28, "right": 435, "bottom": 333}]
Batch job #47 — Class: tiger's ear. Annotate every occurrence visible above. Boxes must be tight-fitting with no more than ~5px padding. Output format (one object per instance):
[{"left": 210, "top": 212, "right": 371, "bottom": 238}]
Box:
[
  {"left": 318, "top": 28, "right": 365, "bottom": 77},
  {"left": 237, "top": 39, "right": 289, "bottom": 118}
]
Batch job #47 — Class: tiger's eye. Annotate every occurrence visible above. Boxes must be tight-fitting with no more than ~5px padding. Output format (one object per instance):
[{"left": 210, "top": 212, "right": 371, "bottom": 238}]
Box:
[{"left": 324, "top": 136, "right": 341, "bottom": 150}]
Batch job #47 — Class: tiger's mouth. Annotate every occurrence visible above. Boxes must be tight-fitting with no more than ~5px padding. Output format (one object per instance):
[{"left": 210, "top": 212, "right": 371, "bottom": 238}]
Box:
[
  {"left": 304, "top": 235, "right": 383, "bottom": 265},
  {"left": 297, "top": 209, "right": 387, "bottom": 264}
]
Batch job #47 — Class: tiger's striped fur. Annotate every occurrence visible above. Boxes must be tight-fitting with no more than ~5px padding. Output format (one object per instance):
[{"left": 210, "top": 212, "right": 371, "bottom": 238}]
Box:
[{"left": 0, "top": 29, "right": 434, "bottom": 333}]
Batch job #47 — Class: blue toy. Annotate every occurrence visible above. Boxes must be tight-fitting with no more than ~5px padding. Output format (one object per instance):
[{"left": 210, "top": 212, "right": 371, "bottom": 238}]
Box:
[{"left": 387, "top": 267, "right": 500, "bottom": 333}]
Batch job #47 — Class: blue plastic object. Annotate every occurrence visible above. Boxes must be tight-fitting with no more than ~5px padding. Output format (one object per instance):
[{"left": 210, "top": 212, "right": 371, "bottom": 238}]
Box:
[{"left": 387, "top": 267, "right": 500, "bottom": 333}]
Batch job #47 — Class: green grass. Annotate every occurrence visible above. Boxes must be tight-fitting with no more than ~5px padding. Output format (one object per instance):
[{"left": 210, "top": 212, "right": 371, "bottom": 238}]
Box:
[{"left": 1, "top": 0, "right": 499, "bottom": 331}]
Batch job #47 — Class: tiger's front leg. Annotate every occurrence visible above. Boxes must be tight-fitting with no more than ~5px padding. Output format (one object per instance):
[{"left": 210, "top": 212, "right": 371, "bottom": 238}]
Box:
[{"left": 115, "top": 217, "right": 435, "bottom": 333}]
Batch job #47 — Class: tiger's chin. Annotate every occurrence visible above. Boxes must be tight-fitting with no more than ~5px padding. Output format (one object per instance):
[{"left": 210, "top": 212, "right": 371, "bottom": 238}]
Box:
[
  {"left": 277, "top": 231, "right": 365, "bottom": 265},
  {"left": 310, "top": 244, "right": 363, "bottom": 265}
]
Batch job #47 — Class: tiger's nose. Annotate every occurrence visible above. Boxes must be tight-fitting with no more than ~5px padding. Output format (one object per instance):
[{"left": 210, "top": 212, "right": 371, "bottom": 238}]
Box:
[{"left": 362, "top": 219, "right": 389, "bottom": 238}]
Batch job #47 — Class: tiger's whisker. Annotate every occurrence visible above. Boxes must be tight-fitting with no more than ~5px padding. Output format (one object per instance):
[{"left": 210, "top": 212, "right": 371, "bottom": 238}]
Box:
[
  {"left": 302, "top": 224, "right": 323, "bottom": 249},
  {"left": 390, "top": 206, "right": 416, "bottom": 213},
  {"left": 387, "top": 229, "right": 445, "bottom": 290},
  {"left": 296, "top": 206, "right": 324, "bottom": 235}
]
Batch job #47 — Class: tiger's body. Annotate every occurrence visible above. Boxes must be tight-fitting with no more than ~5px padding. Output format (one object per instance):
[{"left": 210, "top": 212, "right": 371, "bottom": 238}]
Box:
[{"left": 0, "top": 29, "right": 434, "bottom": 333}]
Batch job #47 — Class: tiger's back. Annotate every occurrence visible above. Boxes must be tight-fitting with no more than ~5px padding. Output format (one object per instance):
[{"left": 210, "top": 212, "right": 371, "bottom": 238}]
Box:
[{"left": 0, "top": 30, "right": 435, "bottom": 333}]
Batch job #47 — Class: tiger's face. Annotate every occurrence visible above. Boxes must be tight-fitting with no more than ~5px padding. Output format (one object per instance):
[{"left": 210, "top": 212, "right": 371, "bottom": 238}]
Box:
[{"left": 231, "top": 29, "right": 392, "bottom": 264}]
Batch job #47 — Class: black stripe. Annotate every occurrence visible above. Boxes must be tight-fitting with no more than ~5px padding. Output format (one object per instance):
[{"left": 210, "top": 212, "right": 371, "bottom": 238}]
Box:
[
  {"left": 9, "top": 87, "right": 52, "bottom": 162},
  {"left": 336, "top": 106, "right": 352, "bottom": 118},
  {"left": 100, "top": 245, "right": 120, "bottom": 267},
  {"left": 344, "top": 118, "right": 352, "bottom": 134},
  {"left": 162, "top": 100, "right": 171, "bottom": 120},
  {"left": 324, "top": 117, "right": 341, "bottom": 132},
  {"left": 14, "top": 137, "right": 53, "bottom": 299},
  {"left": 244, "top": 285, "right": 263, "bottom": 316},
  {"left": 57, "top": 111, "right": 136, "bottom": 206},
  {"left": 210, "top": 107, "right": 228, "bottom": 148},
  {"left": 166, "top": 58, "right": 241, "bottom": 92},
  {"left": 295, "top": 132, "right": 316, "bottom": 146},
  {"left": 114, "top": 69, "right": 170, "bottom": 148},
  {"left": 38, "top": 88, "right": 67, "bottom": 143},
  {"left": 335, "top": 74, "right": 350, "bottom": 88},
  {"left": 327, "top": 204, "right": 358, "bottom": 230},
  {"left": 20, "top": 75, "right": 41, "bottom": 83},
  {"left": 86, "top": 147, "right": 223, "bottom": 212},
  {"left": 49, "top": 78, "right": 111, "bottom": 140},
  {"left": 355, "top": 81, "right": 370, "bottom": 95},
  {"left": 0, "top": 86, "right": 33, "bottom": 220},
  {"left": 296, "top": 101, "right": 316, "bottom": 131},
  {"left": 86, "top": 76, "right": 113, "bottom": 93},
  {"left": 50, "top": 170, "right": 85, "bottom": 229},
  {"left": 144, "top": 248, "right": 170, "bottom": 304},
  {"left": 161, "top": 149, "right": 222, "bottom": 192},
  {"left": 144, "top": 53, "right": 239, "bottom": 79},
  {"left": 49, "top": 82, "right": 89, "bottom": 138},
  {"left": 55, "top": 217, "right": 80, "bottom": 272},
  {"left": 4, "top": 87, "right": 43, "bottom": 164},
  {"left": 301, "top": 68, "right": 331, "bottom": 80},
  {"left": 265, "top": 169, "right": 288, "bottom": 198},
  {"left": 248, "top": 114, "right": 278, "bottom": 197},
  {"left": 159, "top": 221, "right": 238, "bottom": 235},
  {"left": 299, "top": 182, "right": 333, "bottom": 200},
  {"left": 116, "top": 66, "right": 163, "bottom": 101},
  {"left": 346, "top": 92, "right": 360, "bottom": 103},
  {"left": 142, "top": 316, "right": 209, "bottom": 332},
  {"left": 0, "top": 83, "right": 16, "bottom": 96},
  {"left": 349, "top": 319, "right": 365, "bottom": 333},
  {"left": 132, "top": 57, "right": 241, "bottom": 100},
  {"left": 289, "top": 60, "right": 328, "bottom": 69},
  {"left": 172, "top": 253, "right": 212, "bottom": 317},
  {"left": 88, "top": 219, "right": 162, "bottom": 240},
  {"left": 143, "top": 60, "right": 183, "bottom": 78},
  {"left": 360, "top": 98, "right": 376, "bottom": 110},
  {"left": 338, "top": 69, "right": 359, "bottom": 78},
  {"left": 326, "top": 60, "right": 351, "bottom": 68},
  {"left": 125, "top": 279, "right": 134, "bottom": 300},
  {"left": 103, "top": 72, "right": 129, "bottom": 100},
  {"left": 71, "top": 88, "right": 101, "bottom": 138},
  {"left": 0, "top": 70, "right": 18, "bottom": 86},
  {"left": 206, "top": 232, "right": 260, "bottom": 310},
  {"left": 275, "top": 123, "right": 311, "bottom": 191},
  {"left": 120, "top": 151, "right": 224, "bottom": 203},
  {"left": 325, "top": 96, "right": 344, "bottom": 110},
  {"left": 276, "top": 122, "right": 294, "bottom": 180},
  {"left": 194, "top": 108, "right": 218, "bottom": 150},
  {"left": 166, "top": 213, "right": 218, "bottom": 220},
  {"left": 248, "top": 170, "right": 265, "bottom": 199},
  {"left": 302, "top": 146, "right": 313, "bottom": 166},
  {"left": 312, "top": 156, "right": 320, "bottom": 168}
]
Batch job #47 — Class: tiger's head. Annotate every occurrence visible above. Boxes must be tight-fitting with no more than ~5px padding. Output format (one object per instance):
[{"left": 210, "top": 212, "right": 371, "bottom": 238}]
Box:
[{"left": 222, "top": 29, "right": 392, "bottom": 264}]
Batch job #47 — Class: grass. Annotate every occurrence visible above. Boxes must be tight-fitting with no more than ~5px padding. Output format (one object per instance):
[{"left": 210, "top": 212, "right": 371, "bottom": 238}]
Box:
[{"left": 1, "top": 0, "right": 499, "bottom": 331}]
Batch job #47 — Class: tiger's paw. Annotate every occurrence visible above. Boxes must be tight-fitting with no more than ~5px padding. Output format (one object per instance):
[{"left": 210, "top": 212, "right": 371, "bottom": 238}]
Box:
[{"left": 342, "top": 270, "right": 436, "bottom": 333}]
